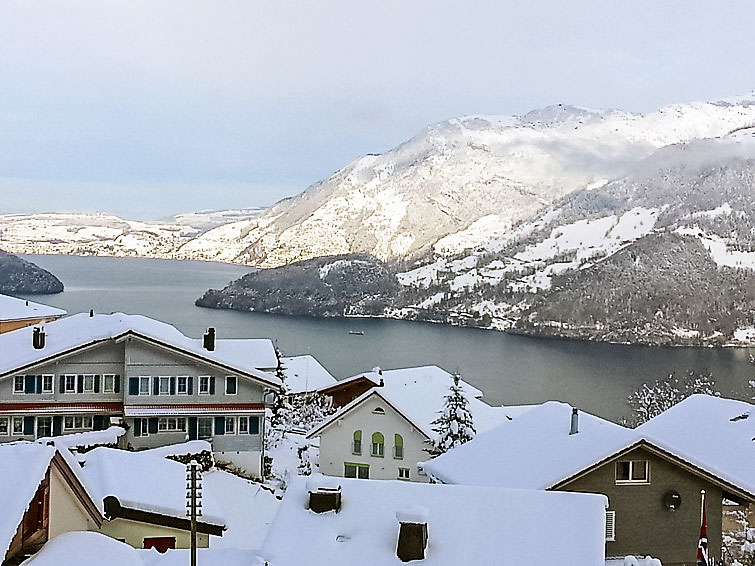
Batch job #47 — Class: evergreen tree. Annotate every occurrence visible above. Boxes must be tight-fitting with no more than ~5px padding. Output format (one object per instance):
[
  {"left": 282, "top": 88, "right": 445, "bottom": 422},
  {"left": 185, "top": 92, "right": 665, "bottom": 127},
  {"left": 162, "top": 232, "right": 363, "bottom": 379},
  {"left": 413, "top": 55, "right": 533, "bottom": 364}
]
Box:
[{"left": 428, "top": 374, "right": 476, "bottom": 456}]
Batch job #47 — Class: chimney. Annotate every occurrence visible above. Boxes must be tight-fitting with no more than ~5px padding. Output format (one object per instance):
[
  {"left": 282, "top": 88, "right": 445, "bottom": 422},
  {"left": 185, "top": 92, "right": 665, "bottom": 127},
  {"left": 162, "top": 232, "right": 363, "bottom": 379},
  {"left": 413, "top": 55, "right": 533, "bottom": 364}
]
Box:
[
  {"left": 569, "top": 408, "right": 579, "bottom": 435},
  {"left": 307, "top": 478, "right": 342, "bottom": 513},
  {"left": 396, "top": 506, "right": 429, "bottom": 562},
  {"left": 203, "top": 327, "right": 216, "bottom": 351},
  {"left": 89, "top": 309, "right": 94, "bottom": 317},
  {"left": 32, "top": 327, "right": 46, "bottom": 350}
]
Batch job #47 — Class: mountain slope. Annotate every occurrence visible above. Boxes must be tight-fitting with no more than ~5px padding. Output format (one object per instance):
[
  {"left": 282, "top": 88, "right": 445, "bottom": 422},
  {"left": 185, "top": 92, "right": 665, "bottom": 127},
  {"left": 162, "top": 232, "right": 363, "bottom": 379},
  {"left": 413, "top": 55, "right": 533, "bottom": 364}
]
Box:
[{"left": 0, "top": 251, "right": 64, "bottom": 294}]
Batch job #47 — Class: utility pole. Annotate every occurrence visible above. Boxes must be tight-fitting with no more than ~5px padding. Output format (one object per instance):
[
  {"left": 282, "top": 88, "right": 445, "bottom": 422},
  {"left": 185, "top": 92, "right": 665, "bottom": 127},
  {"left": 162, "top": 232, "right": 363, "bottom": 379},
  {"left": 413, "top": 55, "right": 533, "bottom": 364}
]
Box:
[{"left": 186, "top": 460, "right": 203, "bottom": 566}]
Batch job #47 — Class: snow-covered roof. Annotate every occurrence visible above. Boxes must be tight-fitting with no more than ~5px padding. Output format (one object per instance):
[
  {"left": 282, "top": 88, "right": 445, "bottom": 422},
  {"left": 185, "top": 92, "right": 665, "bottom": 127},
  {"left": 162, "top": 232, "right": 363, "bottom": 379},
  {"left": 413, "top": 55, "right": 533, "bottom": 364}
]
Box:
[
  {"left": 636, "top": 394, "right": 755, "bottom": 496},
  {"left": 260, "top": 474, "right": 607, "bottom": 566},
  {"left": 281, "top": 355, "right": 337, "bottom": 393},
  {"left": 78, "top": 447, "right": 225, "bottom": 527},
  {"left": 139, "top": 440, "right": 213, "bottom": 458},
  {"left": 20, "top": 531, "right": 144, "bottom": 566},
  {"left": 139, "top": 548, "right": 263, "bottom": 566},
  {"left": 0, "top": 442, "right": 57, "bottom": 559},
  {"left": 0, "top": 293, "right": 66, "bottom": 322},
  {"left": 308, "top": 366, "right": 509, "bottom": 440},
  {"left": 0, "top": 312, "right": 281, "bottom": 388},
  {"left": 423, "top": 401, "right": 636, "bottom": 489},
  {"left": 37, "top": 426, "right": 126, "bottom": 451}
]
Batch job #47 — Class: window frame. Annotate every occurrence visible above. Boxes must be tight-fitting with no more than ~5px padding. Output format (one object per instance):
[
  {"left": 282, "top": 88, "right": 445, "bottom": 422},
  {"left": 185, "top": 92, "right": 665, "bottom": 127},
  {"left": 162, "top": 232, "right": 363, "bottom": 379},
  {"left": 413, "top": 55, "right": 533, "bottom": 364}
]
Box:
[
  {"left": 64, "top": 374, "right": 76, "bottom": 393},
  {"left": 140, "top": 419, "right": 149, "bottom": 437},
  {"left": 158, "top": 376, "right": 170, "bottom": 396},
  {"left": 103, "top": 374, "right": 116, "bottom": 393},
  {"left": 13, "top": 376, "right": 24, "bottom": 394},
  {"left": 139, "top": 376, "right": 151, "bottom": 396},
  {"left": 198, "top": 376, "right": 210, "bottom": 395},
  {"left": 371, "top": 432, "right": 385, "bottom": 458},
  {"left": 13, "top": 416, "right": 23, "bottom": 434},
  {"left": 224, "top": 417, "right": 236, "bottom": 434},
  {"left": 238, "top": 416, "right": 249, "bottom": 434},
  {"left": 37, "top": 416, "right": 52, "bottom": 438},
  {"left": 225, "top": 375, "right": 237, "bottom": 395},
  {"left": 197, "top": 417, "right": 213, "bottom": 439},
  {"left": 352, "top": 430, "right": 362, "bottom": 455},
  {"left": 344, "top": 462, "right": 369, "bottom": 479},
  {"left": 0, "top": 417, "right": 8, "bottom": 435},
  {"left": 41, "top": 374, "right": 54, "bottom": 394},
  {"left": 177, "top": 376, "right": 188, "bottom": 395},
  {"left": 398, "top": 467, "right": 410, "bottom": 480},
  {"left": 615, "top": 460, "right": 650, "bottom": 484},
  {"left": 393, "top": 434, "right": 404, "bottom": 460},
  {"left": 82, "top": 374, "right": 95, "bottom": 393}
]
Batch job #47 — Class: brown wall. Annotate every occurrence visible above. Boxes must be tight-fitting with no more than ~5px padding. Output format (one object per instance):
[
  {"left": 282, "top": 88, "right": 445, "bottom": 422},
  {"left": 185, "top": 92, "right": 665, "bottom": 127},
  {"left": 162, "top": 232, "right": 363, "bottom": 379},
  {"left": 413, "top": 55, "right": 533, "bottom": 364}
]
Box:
[
  {"left": 560, "top": 446, "right": 722, "bottom": 566},
  {"left": 321, "top": 378, "right": 376, "bottom": 408},
  {"left": 0, "top": 317, "right": 60, "bottom": 335}
]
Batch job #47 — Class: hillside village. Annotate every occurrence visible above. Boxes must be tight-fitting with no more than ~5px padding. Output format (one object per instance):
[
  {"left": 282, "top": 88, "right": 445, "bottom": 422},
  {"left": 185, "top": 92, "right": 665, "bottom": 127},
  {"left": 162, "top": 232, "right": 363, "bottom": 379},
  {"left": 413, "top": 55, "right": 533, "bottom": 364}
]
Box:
[{"left": 0, "top": 293, "right": 753, "bottom": 566}]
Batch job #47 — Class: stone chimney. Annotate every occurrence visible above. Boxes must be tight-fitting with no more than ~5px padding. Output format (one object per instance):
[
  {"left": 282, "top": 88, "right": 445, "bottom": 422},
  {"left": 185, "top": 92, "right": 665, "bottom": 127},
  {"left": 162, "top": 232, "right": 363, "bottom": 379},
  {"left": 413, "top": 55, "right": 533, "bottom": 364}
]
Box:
[
  {"left": 307, "top": 477, "right": 342, "bottom": 513},
  {"left": 203, "top": 327, "right": 216, "bottom": 351},
  {"left": 396, "top": 506, "right": 429, "bottom": 562},
  {"left": 32, "top": 327, "right": 46, "bottom": 350},
  {"left": 569, "top": 407, "right": 579, "bottom": 435}
]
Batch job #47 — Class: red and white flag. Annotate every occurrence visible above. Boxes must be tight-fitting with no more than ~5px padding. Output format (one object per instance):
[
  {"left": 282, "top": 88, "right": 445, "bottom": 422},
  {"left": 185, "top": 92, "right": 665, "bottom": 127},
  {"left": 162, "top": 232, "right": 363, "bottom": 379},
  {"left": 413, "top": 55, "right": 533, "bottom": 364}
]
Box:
[{"left": 697, "top": 496, "right": 708, "bottom": 566}]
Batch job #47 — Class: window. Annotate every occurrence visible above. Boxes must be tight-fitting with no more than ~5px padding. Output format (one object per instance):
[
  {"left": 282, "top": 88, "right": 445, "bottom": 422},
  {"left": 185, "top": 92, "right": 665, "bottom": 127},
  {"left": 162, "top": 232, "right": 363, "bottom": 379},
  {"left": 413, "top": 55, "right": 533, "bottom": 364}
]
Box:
[
  {"left": 177, "top": 376, "right": 188, "bottom": 395},
  {"left": 37, "top": 417, "right": 52, "bottom": 438},
  {"left": 140, "top": 419, "right": 149, "bottom": 436},
  {"left": 605, "top": 511, "right": 616, "bottom": 541},
  {"left": 139, "top": 376, "right": 150, "bottom": 396},
  {"left": 249, "top": 416, "right": 260, "bottom": 435},
  {"left": 417, "top": 465, "right": 426, "bottom": 477},
  {"left": 13, "top": 417, "right": 23, "bottom": 434},
  {"left": 371, "top": 432, "right": 384, "bottom": 457},
  {"left": 238, "top": 417, "right": 249, "bottom": 434},
  {"left": 158, "top": 418, "right": 186, "bottom": 432},
  {"left": 352, "top": 430, "right": 362, "bottom": 455},
  {"left": 225, "top": 376, "right": 237, "bottom": 395},
  {"left": 104, "top": 374, "right": 116, "bottom": 393},
  {"left": 199, "top": 376, "right": 210, "bottom": 395},
  {"left": 372, "top": 407, "right": 385, "bottom": 415},
  {"left": 13, "top": 376, "right": 24, "bottom": 394},
  {"left": 83, "top": 374, "right": 95, "bottom": 393},
  {"left": 158, "top": 376, "right": 170, "bottom": 396},
  {"left": 0, "top": 417, "right": 7, "bottom": 435},
  {"left": 42, "top": 375, "right": 53, "bottom": 393},
  {"left": 394, "top": 434, "right": 404, "bottom": 459},
  {"left": 158, "top": 418, "right": 168, "bottom": 432},
  {"left": 225, "top": 417, "right": 236, "bottom": 434},
  {"left": 198, "top": 417, "right": 213, "bottom": 440},
  {"left": 65, "top": 416, "right": 93, "bottom": 430},
  {"left": 344, "top": 463, "right": 369, "bottom": 479},
  {"left": 398, "top": 467, "right": 410, "bottom": 480},
  {"left": 64, "top": 375, "right": 76, "bottom": 393},
  {"left": 615, "top": 460, "right": 649, "bottom": 484}
]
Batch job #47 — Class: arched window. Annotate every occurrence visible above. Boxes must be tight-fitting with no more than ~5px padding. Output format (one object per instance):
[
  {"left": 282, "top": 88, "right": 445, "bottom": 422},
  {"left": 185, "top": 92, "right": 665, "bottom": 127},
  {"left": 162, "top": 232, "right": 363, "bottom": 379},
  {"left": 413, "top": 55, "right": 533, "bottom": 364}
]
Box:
[
  {"left": 352, "top": 430, "right": 362, "bottom": 455},
  {"left": 371, "top": 432, "right": 384, "bottom": 457},
  {"left": 372, "top": 407, "right": 385, "bottom": 415},
  {"left": 393, "top": 434, "right": 404, "bottom": 459}
]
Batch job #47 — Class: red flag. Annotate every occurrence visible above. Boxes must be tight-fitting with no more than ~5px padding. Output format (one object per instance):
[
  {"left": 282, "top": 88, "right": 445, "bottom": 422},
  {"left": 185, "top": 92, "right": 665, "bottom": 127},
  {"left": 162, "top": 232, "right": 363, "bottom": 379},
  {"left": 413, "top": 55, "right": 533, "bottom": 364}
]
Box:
[{"left": 697, "top": 503, "right": 708, "bottom": 566}]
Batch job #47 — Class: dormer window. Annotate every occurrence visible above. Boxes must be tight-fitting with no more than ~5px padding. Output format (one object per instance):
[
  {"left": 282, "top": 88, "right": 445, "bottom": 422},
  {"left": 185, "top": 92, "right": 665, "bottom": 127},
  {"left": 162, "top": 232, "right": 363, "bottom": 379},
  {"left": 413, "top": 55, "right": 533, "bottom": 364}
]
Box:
[
  {"left": 615, "top": 460, "right": 649, "bottom": 484},
  {"left": 373, "top": 407, "right": 385, "bottom": 415}
]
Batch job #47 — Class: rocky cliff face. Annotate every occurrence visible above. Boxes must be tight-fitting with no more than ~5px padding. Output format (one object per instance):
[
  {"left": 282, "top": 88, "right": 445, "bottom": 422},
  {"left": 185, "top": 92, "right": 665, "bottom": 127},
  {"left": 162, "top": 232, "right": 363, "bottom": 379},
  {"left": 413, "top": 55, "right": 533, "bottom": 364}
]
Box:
[{"left": 0, "top": 251, "right": 64, "bottom": 294}]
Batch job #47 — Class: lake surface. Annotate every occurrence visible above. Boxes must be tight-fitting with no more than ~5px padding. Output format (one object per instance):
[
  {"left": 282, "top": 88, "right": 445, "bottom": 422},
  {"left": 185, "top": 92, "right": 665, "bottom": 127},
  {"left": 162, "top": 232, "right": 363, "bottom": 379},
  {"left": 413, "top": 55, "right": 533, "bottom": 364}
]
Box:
[{"left": 19, "top": 254, "right": 755, "bottom": 421}]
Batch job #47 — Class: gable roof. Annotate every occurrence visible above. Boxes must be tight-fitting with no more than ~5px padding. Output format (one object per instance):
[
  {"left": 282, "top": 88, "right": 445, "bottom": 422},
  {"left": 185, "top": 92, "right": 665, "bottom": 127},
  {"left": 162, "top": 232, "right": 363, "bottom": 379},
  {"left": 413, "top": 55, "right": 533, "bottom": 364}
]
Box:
[
  {"left": 0, "top": 293, "right": 66, "bottom": 322},
  {"left": 281, "top": 355, "right": 337, "bottom": 393},
  {"left": 260, "top": 475, "right": 607, "bottom": 566},
  {"left": 0, "top": 312, "right": 281, "bottom": 388},
  {"left": 307, "top": 366, "right": 511, "bottom": 441}
]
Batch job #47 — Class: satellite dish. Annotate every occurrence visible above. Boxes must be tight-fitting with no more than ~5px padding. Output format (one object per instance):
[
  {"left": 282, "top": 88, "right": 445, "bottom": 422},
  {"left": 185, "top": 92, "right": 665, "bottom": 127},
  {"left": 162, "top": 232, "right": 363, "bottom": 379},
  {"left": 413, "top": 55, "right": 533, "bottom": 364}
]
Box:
[{"left": 663, "top": 490, "right": 682, "bottom": 510}]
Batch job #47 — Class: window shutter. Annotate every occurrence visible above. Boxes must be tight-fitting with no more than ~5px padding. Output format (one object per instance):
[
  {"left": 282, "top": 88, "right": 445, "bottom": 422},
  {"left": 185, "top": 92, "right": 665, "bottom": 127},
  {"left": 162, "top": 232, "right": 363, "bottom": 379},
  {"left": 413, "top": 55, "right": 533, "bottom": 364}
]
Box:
[
  {"left": 249, "top": 416, "right": 260, "bottom": 435},
  {"left": 209, "top": 376, "right": 216, "bottom": 395},
  {"left": 188, "top": 417, "right": 198, "bottom": 440},
  {"left": 152, "top": 377, "right": 159, "bottom": 396},
  {"left": 23, "top": 416, "right": 35, "bottom": 435},
  {"left": 605, "top": 511, "right": 616, "bottom": 541},
  {"left": 24, "top": 375, "right": 35, "bottom": 394},
  {"left": 187, "top": 376, "right": 193, "bottom": 395},
  {"left": 93, "top": 415, "right": 105, "bottom": 430},
  {"left": 148, "top": 418, "right": 158, "bottom": 434},
  {"left": 35, "top": 375, "right": 42, "bottom": 394},
  {"left": 214, "top": 416, "right": 225, "bottom": 435},
  {"left": 59, "top": 375, "right": 65, "bottom": 394},
  {"left": 77, "top": 375, "right": 84, "bottom": 393},
  {"left": 52, "top": 416, "right": 63, "bottom": 437},
  {"left": 128, "top": 377, "right": 139, "bottom": 396},
  {"left": 114, "top": 374, "right": 121, "bottom": 393},
  {"left": 226, "top": 376, "right": 237, "bottom": 395},
  {"left": 133, "top": 418, "right": 142, "bottom": 437},
  {"left": 94, "top": 375, "right": 101, "bottom": 393},
  {"left": 170, "top": 377, "right": 176, "bottom": 396}
]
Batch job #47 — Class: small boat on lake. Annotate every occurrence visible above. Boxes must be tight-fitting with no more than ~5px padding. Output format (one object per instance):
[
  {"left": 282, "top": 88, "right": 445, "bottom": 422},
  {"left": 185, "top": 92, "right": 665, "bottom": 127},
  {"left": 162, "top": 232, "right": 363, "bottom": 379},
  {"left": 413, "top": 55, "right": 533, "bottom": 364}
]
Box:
[{"left": 348, "top": 330, "right": 365, "bottom": 336}]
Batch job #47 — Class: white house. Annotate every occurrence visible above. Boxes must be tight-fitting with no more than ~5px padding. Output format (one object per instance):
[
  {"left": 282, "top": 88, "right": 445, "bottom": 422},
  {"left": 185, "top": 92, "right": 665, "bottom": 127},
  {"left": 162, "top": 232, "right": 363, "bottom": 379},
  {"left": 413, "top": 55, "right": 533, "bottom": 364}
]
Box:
[
  {"left": 280, "top": 355, "right": 336, "bottom": 394},
  {"left": 307, "top": 366, "right": 513, "bottom": 482},
  {"left": 259, "top": 474, "right": 608, "bottom": 566}
]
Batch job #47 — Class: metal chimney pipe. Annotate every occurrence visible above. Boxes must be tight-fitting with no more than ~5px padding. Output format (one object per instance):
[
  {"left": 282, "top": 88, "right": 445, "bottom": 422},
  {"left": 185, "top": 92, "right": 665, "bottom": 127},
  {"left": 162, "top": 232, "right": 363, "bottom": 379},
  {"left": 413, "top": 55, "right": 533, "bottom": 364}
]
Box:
[{"left": 569, "top": 408, "right": 579, "bottom": 435}]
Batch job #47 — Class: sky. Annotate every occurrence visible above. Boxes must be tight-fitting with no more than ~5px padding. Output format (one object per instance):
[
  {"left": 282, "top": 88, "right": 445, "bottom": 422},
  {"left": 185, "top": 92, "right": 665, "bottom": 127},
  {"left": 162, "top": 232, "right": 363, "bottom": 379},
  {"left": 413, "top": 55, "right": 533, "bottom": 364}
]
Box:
[{"left": 1, "top": 0, "right": 755, "bottom": 220}]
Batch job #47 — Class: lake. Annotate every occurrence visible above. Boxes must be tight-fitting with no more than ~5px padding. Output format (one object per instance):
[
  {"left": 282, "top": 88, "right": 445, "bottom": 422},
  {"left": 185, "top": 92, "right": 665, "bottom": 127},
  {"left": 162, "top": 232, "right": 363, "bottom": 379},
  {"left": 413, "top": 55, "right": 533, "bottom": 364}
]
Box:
[{"left": 18, "top": 254, "right": 755, "bottom": 421}]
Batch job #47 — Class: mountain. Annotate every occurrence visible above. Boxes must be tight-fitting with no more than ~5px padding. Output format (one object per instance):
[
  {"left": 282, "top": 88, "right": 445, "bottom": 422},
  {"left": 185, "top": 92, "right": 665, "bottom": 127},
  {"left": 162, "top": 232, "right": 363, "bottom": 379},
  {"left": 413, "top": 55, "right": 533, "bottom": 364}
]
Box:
[{"left": 0, "top": 251, "right": 64, "bottom": 294}]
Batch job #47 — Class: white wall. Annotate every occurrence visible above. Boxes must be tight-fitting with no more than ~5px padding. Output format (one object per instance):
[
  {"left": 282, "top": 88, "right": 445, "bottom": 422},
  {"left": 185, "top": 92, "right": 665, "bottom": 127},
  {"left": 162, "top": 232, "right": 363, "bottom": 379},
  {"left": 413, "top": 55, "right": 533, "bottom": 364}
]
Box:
[{"left": 48, "top": 465, "right": 99, "bottom": 538}]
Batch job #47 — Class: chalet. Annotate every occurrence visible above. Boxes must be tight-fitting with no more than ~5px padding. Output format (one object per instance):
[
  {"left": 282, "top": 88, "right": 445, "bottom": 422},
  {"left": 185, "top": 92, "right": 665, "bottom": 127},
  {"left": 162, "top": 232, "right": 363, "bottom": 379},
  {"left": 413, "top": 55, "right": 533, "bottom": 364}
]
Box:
[
  {"left": 0, "top": 294, "right": 65, "bottom": 334},
  {"left": 307, "top": 366, "right": 513, "bottom": 482},
  {"left": 259, "top": 474, "right": 608, "bottom": 566},
  {"left": 422, "top": 398, "right": 755, "bottom": 566},
  {"left": 0, "top": 442, "right": 102, "bottom": 566},
  {"left": 0, "top": 312, "right": 282, "bottom": 477}
]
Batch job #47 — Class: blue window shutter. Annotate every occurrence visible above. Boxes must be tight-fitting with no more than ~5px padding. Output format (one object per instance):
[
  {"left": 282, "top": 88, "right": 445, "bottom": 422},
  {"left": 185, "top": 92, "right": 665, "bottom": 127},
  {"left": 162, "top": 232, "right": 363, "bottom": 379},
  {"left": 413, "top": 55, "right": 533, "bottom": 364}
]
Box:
[
  {"left": 128, "top": 377, "right": 139, "bottom": 396},
  {"left": 59, "top": 375, "right": 65, "bottom": 394},
  {"left": 209, "top": 376, "right": 216, "bottom": 395},
  {"left": 93, "top": 415, "right": 106, "bottom": 430},
  {"left": 250, "top": 416, "right": 260, "bottom": 435},
  {"left": 77, "top": 375, "right": 84, "bottom": 393},
  {"left": 53, "top": 416, "right": 62, "bottom": 436},
  {"left": 148, "top": 418, "right": 158, "bottom": 434},
  {"left": 214, "top": 416, "right": 224, "bottom": 435},
  {"left": 35, "top": 375, "right": 42, "bottom": 394},
  {"left": 133, "top": 418, "right": 142, "bottom": 437},
  {"left": 187, "top": 376, "right": 193, "bottom": 395},
  {"left": 169, "top": 377, "right": 176, "bottom": 396},
  {"left": 152, "top": 377, "right": 159, "bottom": 396},
  {"left": 188, "top": 417, "right": 198, "bottom": 440},
  {"left": 114, "top": 375, "right": 121, "bottom": 393},
  {"left": 24, "top": 375, "right": 35, "bottom": 394},
  {"left": 23, "top": 416, "right": 35, "bottom": 435},
  {"left": 94, "top": 375, "right": 101, "bottom": 393}
]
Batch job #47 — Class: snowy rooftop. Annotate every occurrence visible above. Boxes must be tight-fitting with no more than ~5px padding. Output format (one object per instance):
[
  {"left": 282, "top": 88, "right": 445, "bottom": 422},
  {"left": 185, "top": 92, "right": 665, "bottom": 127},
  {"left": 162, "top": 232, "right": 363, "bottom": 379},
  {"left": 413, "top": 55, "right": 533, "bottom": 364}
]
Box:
[
  {"left": 0, "top": 442, "right": 57, "bottom": 559},
  {"left": 78, "top": 447, "right": 225, "bottom": 526},
  {"left": 0, "top": 293, "right": 66, "bottom": 322},
  {"left": 636, "top": 394, "right": 755, "bottom": 496},
  {"left": 309, "top": 366, "right": 510, "bottom": 440},
  {"left": 0, "top": 312, "right": 280, "bottom": 387},
  {"left": 37, "top": 426, "right": 126, "bottom": 451},
  {"left": 21, "top": 532, "right": 144, "bottom": 566},
  {"left": 281, "top": 355, "right": 337, "bottom": 393},
  {"left": 260, "top": 474, "right": 607, "bottom": 566},
  {"left": 423, "top": 401, "right": 636, "bottom": 489}
]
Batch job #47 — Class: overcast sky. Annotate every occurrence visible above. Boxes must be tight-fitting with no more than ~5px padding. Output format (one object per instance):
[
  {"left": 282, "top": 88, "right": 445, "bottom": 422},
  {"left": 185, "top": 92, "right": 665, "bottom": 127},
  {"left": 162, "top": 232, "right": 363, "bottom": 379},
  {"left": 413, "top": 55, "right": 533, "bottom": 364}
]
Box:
[{"left": 1, "top": 0, "right": 754, "bottom": 219}]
